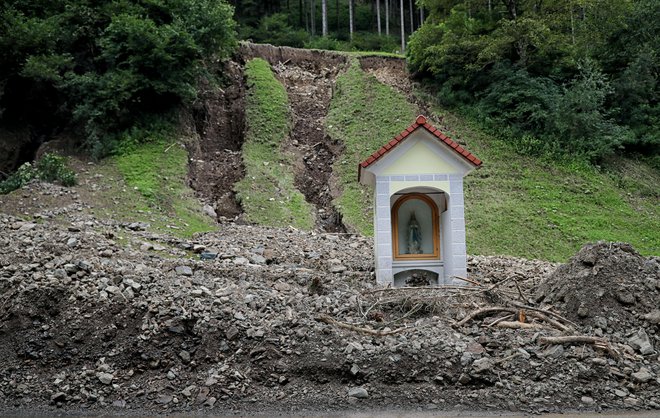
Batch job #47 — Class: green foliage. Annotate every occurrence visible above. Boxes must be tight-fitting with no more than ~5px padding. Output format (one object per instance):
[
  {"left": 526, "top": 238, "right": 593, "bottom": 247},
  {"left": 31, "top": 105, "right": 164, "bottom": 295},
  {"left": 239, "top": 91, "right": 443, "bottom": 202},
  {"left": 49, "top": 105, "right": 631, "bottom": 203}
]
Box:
[
  {"left": 244, "top": 13, "right": 309, "bottom": 48},
  {"left": 409, "top": 0, "right": 659, "bottom": 161},
  {"left": 0, "top": 153, "right": 76, "bottom": 194},
  {"left": 431, "top": 107, "right": 660, "bottom": 261},
  {"left": 114, "top": 131, "right": 215, "bottom": 238},
  {"left": 234, "top": 58, "right": 314, "bottom": 230},
  {"left": 0, "top": 0, "right": 236, "bottom": 155},
  {"left": 326, "top": 60, "right": 417, "bottom": 234}
]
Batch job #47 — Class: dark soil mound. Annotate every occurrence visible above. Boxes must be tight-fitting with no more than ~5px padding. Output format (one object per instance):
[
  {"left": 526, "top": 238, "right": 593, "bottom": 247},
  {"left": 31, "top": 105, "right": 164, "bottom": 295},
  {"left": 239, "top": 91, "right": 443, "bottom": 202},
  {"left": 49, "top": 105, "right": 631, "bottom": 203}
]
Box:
[{"left": 535, "top": 242, "right": 660, "bottom": 332}]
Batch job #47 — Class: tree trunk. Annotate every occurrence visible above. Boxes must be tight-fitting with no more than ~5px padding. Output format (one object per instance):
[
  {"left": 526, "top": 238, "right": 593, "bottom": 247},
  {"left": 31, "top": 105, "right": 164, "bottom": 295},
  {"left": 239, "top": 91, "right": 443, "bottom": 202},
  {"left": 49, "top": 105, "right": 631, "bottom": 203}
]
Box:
[
  {"left": 336, "top": 0, "right": 340, "bottom": 31},
  {"left": 400, "top": 0, "right": 405, "bottom": 52},
  {"left": 501, "top": 0, "right": 517, "bottom": 20},
  {"left": 300, "top": 0, "right": 304, "bottom": 28},
  {"left": 348, "top": 0, "right": 354, "bottom": 40},
  {"left": 376, "top": 0, "right": 382, "bottom": 35},
  {"left": 385, "top": 0, "right": 390, "bottom": 35},
  {"left": 311, "top": 0, "right": 316, "bottom": 35},
  {"left": 420, "top": 5, "right": 424, "bottom": 23},
  {"left": 409, "top": 0, "right": 413, "bottom": 31},
  {"left": 322, "top": 0, "right": 328, "bottom": 36}
]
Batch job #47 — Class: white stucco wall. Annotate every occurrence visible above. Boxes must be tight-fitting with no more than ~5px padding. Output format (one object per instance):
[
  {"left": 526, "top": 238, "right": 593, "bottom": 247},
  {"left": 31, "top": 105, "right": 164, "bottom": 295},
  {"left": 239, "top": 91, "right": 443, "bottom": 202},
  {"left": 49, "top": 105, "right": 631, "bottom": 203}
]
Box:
[{"left": 364, "top": 129, "right": 474, "bottom": 287}]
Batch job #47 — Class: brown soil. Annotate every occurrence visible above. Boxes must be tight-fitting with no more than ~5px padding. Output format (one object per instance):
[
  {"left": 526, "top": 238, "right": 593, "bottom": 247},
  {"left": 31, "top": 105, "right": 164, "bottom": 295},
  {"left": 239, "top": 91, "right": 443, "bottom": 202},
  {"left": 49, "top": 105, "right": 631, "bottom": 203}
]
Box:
[
  {"left": 359, "top": 56, "right": 412, "bottom": 96},
  {"left": 241, "top": 43, "right": 350, "bottom": 232},
  {"left": 187, "top": 60, "right": 246, "bottom": 219}
]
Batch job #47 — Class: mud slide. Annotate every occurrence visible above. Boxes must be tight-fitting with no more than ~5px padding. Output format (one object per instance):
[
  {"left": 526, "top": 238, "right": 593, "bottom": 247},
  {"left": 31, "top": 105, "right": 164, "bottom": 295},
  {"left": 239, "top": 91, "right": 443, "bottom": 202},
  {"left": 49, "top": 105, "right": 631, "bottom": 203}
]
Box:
[
  {"left": 188, "top": 60, "right": 246, "bottom": 219},
  {"left": 241, "top": 43, "right": 349, "bottom": 232}
]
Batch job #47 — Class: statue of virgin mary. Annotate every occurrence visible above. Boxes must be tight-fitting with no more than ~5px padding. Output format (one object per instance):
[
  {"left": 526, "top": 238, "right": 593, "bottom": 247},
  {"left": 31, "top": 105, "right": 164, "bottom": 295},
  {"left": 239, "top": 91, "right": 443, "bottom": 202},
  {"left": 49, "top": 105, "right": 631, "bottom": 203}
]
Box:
[{"left": 407, "top": 212, "right": 422, "bottom": 254}]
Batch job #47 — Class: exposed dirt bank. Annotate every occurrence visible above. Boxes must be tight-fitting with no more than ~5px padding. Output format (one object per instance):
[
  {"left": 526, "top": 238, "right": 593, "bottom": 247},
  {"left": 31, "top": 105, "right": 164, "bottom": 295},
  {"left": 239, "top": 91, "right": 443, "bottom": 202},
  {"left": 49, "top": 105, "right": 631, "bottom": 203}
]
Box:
[{"left": 1, "top": 181, "right": 659, "bottom": 416}]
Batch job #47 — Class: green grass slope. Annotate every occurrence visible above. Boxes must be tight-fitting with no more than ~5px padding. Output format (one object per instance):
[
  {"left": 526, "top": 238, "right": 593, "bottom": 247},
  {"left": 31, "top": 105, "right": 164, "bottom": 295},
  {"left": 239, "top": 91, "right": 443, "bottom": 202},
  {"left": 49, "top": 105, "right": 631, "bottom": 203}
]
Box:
[
  {"left": 437, "top": 110, "right": 660, "bottom": 261},
  {"left": 326, "top": 59, "right": 417, "bottom": 234},
  {"left": 112, "top": 139, "right": 216, "bottom": 238},
  {"left": 234, "top": 58, "right": 314, "bottom": 230},
  {"left": 326, "top": 58, "right": 658, "bottom": 261}
]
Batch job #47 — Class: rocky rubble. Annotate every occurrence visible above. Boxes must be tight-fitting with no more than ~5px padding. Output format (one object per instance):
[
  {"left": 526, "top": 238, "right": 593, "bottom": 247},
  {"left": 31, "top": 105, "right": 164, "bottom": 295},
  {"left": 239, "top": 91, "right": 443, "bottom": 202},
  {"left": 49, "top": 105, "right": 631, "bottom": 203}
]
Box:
[{"left": 1, "top": 192, "right": 659, "bottom": 414}]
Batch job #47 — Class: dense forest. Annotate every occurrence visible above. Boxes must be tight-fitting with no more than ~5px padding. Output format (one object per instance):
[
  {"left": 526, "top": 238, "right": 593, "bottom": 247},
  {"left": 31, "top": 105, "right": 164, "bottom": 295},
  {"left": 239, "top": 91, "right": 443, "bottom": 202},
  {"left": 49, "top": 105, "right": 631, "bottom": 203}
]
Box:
[
  {"left": 0, "top": 0, "right": 657, "bottom": 174},
  {"left": 231, "top": 0, "right": 658, "bottom": 162}
]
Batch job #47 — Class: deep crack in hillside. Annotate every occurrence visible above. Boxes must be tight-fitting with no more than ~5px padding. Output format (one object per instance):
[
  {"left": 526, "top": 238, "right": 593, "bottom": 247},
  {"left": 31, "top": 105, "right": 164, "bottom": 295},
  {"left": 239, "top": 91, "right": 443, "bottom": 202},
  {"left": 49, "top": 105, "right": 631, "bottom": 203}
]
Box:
[{"left": 241, "top": 43, "right": 349, "bottom": 232}]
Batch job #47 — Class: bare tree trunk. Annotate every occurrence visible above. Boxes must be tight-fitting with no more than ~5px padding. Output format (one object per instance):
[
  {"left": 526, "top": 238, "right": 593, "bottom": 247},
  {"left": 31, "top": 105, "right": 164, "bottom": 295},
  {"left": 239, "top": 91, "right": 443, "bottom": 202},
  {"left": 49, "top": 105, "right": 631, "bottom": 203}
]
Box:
[
  {"left": 304, "top": 0, "right": 309, "bottom": 32},
  {"left": 300, "top": 0, "right": 304, "bottom": 27},
  {"left": 376, "top": 0, "right": 382, "bottom": 35},
  {"left": 501, "top": 0, "right": 517, "bottom": 20},
  {"left": 420, "top": 6, "right": 424, "bottom": 23},
  {"left": 348, "top": 0, "right": 354, "bottom": 40},
  {"left": 310, "top": 0, "right": 316, "bottom": 35},
  {"left": 385, "top": 0, "right": 390, "bottom": 35},
  {"left": 336, "top": 0, "right": 340, "bottom": 31},
  {"left": 400, "top": 0, "right": 405, "bottom": 52},
  {"left": 322, "top": 0, "right": 328, "bottom": 36},
  {"left": 409, "top": 0, "right": 413, "bottom": 31}
]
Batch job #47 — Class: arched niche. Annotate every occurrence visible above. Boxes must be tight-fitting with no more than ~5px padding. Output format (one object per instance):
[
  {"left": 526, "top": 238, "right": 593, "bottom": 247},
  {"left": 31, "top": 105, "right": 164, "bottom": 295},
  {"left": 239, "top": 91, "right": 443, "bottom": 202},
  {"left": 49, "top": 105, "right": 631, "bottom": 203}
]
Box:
[{"left": 390, "top": 188, "right": 446, "bottom": 261}]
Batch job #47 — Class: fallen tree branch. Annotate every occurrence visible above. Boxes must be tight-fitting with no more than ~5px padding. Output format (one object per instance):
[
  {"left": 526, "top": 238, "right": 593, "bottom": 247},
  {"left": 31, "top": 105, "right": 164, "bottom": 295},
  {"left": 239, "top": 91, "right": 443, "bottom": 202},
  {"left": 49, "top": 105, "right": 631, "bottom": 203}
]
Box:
[
  {"left": 367, "top": 285, "right": 479, "bottom": 294},
  {"left": 509, "top": 302, "right": 579, "bottom": 328},
  {"left": 452, "top": 276, "right": 482, "bottom": 286},
  {"left": 539, "top": 335, "right": 618, "bottom": 357},
  {"left": 495, "top": 321, "right": 549, "bottom": 330},
  {"left": 487, "top": 314, "right": 514, "bottom": 328},
  {"left": 316, "top": 314, "right": 407, "bottom": 337},
  {"left": 454, "top": 307, "right": 517, "bottom": 327},
  {"left": 526, "top": 311, "right": 573, "bottom": 333}
]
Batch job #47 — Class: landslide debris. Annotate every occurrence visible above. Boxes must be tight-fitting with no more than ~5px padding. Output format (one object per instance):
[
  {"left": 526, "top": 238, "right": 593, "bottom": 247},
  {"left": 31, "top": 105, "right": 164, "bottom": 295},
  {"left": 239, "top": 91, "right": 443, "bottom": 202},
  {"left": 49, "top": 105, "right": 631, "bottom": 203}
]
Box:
[
  {"left": 1, "top": 182, "right": 659, "bottom": 415},
  {"left": 536, "top": 242, "right": 660, "bottom": 346},
  {"left": 242, "top": 43, "right": 349, "bottom": 232},
  {"left": 188, "top": 60, "right": 246, "bottom": 220}
]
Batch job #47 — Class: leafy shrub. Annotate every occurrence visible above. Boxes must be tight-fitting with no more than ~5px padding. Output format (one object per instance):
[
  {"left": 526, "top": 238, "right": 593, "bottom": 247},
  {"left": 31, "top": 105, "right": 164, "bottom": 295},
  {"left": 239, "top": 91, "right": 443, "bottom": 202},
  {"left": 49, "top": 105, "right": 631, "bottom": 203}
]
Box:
[
  {"left": 246, "top": 13, "right": 309, "bottom": 48},
  {"left": 0, "top": 0, "right": 236, "bottom": 156},
  {"left": 350, "top": 33, "right": 399, "bottom": 53},
  {"left": 305, "top": 36, "right": 349, "bottom": 51},
  {"left": 0, "top": 153, "right": 76, "bottom": 194}
]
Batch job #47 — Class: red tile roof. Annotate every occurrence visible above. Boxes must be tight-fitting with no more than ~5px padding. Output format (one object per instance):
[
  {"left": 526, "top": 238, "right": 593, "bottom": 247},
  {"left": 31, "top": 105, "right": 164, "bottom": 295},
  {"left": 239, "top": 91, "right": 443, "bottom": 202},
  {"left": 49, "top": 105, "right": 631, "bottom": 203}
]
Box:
[{"left": 358, "top": 115, "right": 482, "bottom": 181}]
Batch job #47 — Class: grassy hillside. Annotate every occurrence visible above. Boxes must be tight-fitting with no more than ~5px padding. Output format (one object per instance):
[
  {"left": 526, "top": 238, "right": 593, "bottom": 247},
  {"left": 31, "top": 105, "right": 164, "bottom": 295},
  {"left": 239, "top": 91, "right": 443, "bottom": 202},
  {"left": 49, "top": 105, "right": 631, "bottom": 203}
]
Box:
[
  {"left": 437, "top": 110, "right": 660, "bottom": 261},
  {"left": 234, "top": 58, "right": 314, "bottom": 230},
  {"left": 326, "top": 58, "right": 658, "bottom": 261},
  {"left": 326, "top": 59, "right": 417, "bottom": 234}
]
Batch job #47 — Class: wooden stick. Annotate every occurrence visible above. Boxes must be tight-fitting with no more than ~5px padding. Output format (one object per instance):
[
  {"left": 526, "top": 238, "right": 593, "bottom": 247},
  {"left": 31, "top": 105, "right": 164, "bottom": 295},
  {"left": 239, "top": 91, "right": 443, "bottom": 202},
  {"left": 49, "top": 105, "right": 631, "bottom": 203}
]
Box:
[
  {"left": 367, "top": 285, "right": 480, "bottom": 294},
  {"left": 487, "top": 314, "right": 514, "bottom": 328},
  {"left": 316, "top": 314, "right": 407, "bottom": 337},
  {"left": 510, "top": 302, "right": 579, "bottom": 328},
  {"left": 526, "top": 311, "right": 572, "bottom": 333},
  {"left": 452, "top": 276, "right": 482, "bottom": 286},
  {"left": 455, "top": 307, "right": 517, "bottom": 327},
  {"left": 496, "top": 321, "right": 548, "bottom": 330}
]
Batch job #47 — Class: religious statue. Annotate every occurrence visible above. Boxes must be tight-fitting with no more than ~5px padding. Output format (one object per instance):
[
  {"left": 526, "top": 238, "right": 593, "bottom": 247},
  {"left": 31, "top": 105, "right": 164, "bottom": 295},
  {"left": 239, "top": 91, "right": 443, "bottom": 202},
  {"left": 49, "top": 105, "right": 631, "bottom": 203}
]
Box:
[{"left": 407, "top": 212, "right": 422, "bottom": 254}]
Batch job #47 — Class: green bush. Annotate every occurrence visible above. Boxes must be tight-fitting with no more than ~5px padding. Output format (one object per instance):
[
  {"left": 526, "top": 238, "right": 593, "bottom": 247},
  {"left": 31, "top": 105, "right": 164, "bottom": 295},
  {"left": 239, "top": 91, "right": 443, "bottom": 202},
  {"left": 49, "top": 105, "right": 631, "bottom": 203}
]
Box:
[
  {"left": 0, "top": 0, "right": 236, "bottom": 156},
  {"left": 0, "top": 153, "right": 76, "bottom": 194},
  {"left": 246, "top": 13, "right": 309, "bottom": 48}
]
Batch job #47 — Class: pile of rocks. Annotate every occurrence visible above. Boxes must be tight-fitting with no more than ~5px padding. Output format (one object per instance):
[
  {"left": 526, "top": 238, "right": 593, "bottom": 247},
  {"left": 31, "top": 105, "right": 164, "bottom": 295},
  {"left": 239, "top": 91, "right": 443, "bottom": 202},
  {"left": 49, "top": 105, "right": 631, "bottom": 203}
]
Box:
[{"left": 0, "top": 205, "right": 659, "bottom": 415}]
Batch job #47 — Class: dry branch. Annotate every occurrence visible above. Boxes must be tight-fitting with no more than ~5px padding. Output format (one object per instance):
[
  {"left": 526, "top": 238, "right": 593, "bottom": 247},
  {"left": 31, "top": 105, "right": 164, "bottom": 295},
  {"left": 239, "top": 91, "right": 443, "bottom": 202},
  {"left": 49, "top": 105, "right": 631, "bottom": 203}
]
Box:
[
  {"left": 539, "top": 335, "right": 618, "bottom": 357},
  {"left": 316, "top": 314, "right": 407, "bottom": 337},
  {"left": 510, "top": 302, "right": 579, "bottom": 328},
  {"left": 367, "top": 285, "right": 479, "bottom": 294},
  {"left": 452, "top": 276, "right": 482, "bottom": 286},
  {"left": 454, "top": 307, "right": 517, "bottom": 327},
  {"left": 526, "top": 311, "right": 573, "bottom": 333},
  {"left": 495, "top": 321, "right": 548, "bottom": 330}
]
